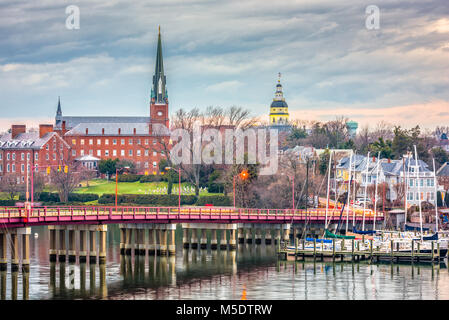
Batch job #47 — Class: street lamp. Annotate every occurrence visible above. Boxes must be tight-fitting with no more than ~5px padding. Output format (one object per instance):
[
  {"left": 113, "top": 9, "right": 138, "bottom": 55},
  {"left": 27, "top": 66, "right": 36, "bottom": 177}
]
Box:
[
  {"left": 233, "top": 170, "right": 249, "bottom": 209},
  {"left": 115, "top": 166, "right": 130, "bottom": 211},
  {"left": 165, "top": 166, "right": 181, "bottom": 213}
]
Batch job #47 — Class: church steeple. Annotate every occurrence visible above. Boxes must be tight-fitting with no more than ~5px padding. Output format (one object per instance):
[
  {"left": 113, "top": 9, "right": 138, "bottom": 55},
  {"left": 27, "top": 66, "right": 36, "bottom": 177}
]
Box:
[
  {"left": 152, "top": 26, "right": 167, "bottom": 104},
  {"left": 55, "top": 96, "right": 63, "bottom": 130}
]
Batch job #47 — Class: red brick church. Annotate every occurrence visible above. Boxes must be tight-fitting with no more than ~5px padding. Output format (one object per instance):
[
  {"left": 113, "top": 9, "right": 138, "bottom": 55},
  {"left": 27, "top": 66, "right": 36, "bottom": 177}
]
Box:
[{"left": 54, "top": 27, "right": 171, "bottom": 174}]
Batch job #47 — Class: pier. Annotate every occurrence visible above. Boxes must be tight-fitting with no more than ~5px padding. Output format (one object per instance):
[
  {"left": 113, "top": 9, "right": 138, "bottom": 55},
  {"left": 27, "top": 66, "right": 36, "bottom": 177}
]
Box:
[{"left": 277, "top": 238, "right": 444, "bottom": 263}]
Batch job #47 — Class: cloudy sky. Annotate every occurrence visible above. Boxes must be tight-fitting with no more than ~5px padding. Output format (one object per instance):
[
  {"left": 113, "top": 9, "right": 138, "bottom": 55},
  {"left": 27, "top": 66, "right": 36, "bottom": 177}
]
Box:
[{"left": 1, "top": 0, "right": 448, "bottom": 132}]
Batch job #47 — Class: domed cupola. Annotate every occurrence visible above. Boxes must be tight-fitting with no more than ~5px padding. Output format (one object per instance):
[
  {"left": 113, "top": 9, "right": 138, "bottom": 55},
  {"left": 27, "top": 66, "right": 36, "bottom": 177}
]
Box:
[{"left": 269, "top": 73, "right": 289, "bottom": 125}]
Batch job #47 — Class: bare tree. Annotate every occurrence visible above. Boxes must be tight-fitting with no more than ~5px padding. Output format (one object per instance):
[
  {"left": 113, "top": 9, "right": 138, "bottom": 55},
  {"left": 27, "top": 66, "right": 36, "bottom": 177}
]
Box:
[
  {"left": 50, "top": 162, "right": 84, "bottom": 203},
  {"left": 0, "top": 174, "right": 23, "bottom": 200}
]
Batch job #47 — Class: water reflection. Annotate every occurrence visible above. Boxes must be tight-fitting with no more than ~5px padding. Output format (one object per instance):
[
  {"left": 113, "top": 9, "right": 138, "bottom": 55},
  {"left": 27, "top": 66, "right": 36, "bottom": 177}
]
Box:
[{"left": 1, "top": 225, "right": 449, "bottom": 299}]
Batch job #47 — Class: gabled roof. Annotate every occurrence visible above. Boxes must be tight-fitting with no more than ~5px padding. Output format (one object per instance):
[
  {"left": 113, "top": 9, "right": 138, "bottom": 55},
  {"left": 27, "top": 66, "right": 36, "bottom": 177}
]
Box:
[
  {"left": 437, "top": 162, "right": 449, "bottom": 177},
  {"left": 61, "top": 116, "right": 150, "bottom": 130},
  {"left": 0, "top": 132, "right": 56, "bottom": 150},
  {"left": 65, "top": 122, "right": 170, "bottom": 137}
]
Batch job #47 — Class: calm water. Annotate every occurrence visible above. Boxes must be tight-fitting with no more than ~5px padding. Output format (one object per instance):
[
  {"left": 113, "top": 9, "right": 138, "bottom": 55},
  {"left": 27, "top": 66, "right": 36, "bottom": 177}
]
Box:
[{"left": 1, "top": 225, "right": 449, "bottom": 300}]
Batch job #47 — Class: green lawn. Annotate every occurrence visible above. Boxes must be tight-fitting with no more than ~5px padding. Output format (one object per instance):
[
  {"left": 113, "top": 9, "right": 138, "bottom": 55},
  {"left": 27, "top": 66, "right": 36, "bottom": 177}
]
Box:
[{"left": 74, "top": 179, "right": 215, "bottom": 196}]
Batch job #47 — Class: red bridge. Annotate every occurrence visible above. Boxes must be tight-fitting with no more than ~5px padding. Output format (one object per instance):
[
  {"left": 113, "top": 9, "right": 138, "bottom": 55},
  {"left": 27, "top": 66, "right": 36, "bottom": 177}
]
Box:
[{"left": 0, "top": 206, "right": 384, "bottom": 228}]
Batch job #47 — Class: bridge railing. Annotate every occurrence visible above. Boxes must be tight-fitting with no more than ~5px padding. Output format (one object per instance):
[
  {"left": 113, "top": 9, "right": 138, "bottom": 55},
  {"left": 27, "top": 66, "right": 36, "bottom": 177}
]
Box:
[{"left": 0, "top": 205, "right": 384, "bottom": 223}]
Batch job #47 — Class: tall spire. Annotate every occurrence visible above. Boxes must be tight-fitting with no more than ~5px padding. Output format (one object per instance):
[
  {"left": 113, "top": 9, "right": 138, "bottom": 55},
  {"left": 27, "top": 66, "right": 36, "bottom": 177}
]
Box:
[
  {"left": 152, "top": 26, "right": 167, "bottom": 104},
  {"left": 56, "top": 96, "right": 62, "bottom": 116},
  {"left": 55, "top": 96, "right": 63, "bottom": 130}
]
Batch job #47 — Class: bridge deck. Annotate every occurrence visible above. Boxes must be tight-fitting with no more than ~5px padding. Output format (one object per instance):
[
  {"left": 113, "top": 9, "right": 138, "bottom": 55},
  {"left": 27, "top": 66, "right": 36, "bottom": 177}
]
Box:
[{"left": 0, "top": 206, "right": 384, "bottom": 228}]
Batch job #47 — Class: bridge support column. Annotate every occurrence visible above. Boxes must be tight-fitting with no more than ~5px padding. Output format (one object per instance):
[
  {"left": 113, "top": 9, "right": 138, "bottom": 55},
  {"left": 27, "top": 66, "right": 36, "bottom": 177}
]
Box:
[
  {"left": 79, "top": 230, "right": 87, "bottom": 263},
  {"left": 22, "top": 233, "right": 30, "bottom": 273},
  {"left": 49, "top": 227, "right": 57, "bottom": 262},
  {"left": 58, "top": 229, "right": 66, "bottom": 263},
  {"left": 265, "top": 229, "right": 272, "bottom": 245},
  {"left": 0, "top": 232, "right": 7, "bottom": 271},
  {"left": 211, "top": 230, "right": 218, "bottom": 250},
  {"left": 139, "top": 229, "right": 146, "bottom": 256},
  {"left": 119, "top": 227, "right": 126, "bottom": 255},
  {"left": 10, "top": 233, "right": 19, "bottom": 271},
  {"left": 274, "top": 228, "right": 281, "bottom": 245},
  {"left": 229, "top": 229, "right": 236, "bottom": 250},
  {"left": 200, "top": 229, "right": 207, "bottom": 250},
  {"left": 148, "top": 229, "right": 155, "bottom": 256},
  {"left": 125, "top": 228, "right": 132, "bottom": 256},
  {"left": 99, "top": 226, "right": 107, "bottom": 264},
  {"left": 238, "top": 228, "right": 244, "bottom": 244},
  {"left": 89, "top": 230, "right": 97, "bottom": 264},
  {"left": 68, "top": 229, "right": 76, "bottom": 263},
  {"left": 160, "top": 229, "right": 167, "bottom": 256},
  {"left": 283, "top": 224, "right": 291, "bottom": 245},
  {"left": 255, "top": 228, "right": 262, "bottom": 245},
  {"left": 182, "top": 229, "right": 189, "bottom": 249},
  {"left": 246, "top": 228, "right": 253, "bottom": 244},
  {"left": 220, "top": 230, "right": 227, "bottom": 250},
  {"left": 155, "top": 229, "right": 161, "bottom": 256},
  {"left": 191, "top": 229, "right": 198, "bottom": 250},
  {"left": 168, "top": 229, "right": 176, "bottom": 256},
  {"left": 134, "top": 229, "right": 141, "bottom": 256}
]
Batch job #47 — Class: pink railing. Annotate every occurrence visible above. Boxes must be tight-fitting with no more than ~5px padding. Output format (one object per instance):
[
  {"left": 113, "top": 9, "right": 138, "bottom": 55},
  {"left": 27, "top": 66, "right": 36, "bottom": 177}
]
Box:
[{"left": 0, "top": 206, "right": 384, "bottom": 227}]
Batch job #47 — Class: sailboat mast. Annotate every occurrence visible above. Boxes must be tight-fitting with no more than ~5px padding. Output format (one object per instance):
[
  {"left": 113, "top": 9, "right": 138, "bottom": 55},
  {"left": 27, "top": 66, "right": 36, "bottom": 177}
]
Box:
[
  {"left": 433, "top": 158, "right": 438, "bottom": 232},
  {"left": 362, "top": 152, "right": 370, "bottom": 231},
  {"left": 373, "top": 152, "right": 381, "bottom": 231},
  {"left": 404, "top": 152, "right": 411, "bottom": 230},
  {"left": 325, "top": 150, "right": 333, "bottom": 229},
  {"left": 346, "top": 150, "right": 353, "bottom": 233},
  {"left": 414, "top": 145, "right": 423, "bottom": 241}
]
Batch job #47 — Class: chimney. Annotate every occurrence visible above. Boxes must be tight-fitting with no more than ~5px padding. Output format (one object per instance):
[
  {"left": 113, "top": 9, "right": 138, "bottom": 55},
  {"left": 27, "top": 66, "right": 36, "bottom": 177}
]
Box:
[
  {"left": 133, "top": 128, "right": 137, "bottom": 135},
  {"left": 62, "top": 121, "right": 66, "bottom": 132},
  {"left": 39, "top": 124, "right": 53, "bottom": 138},
  {"left": 102, "top": 128, "right": 105, "bottom": 135},
  {"left": 85, "top": 128, "right": 89, "bottom": 135},
  {"left": 118, "top": 128, "right": 121, "bottom": 135},
  {"left": 11, "top": 125, "right": 26, "bottom": 139}
]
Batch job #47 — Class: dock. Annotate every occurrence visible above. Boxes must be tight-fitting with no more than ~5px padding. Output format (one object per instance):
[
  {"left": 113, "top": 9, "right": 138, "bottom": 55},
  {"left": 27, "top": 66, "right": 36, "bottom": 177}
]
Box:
[{"left": 277, "top": 238, "right": 445, "bottom": 263}]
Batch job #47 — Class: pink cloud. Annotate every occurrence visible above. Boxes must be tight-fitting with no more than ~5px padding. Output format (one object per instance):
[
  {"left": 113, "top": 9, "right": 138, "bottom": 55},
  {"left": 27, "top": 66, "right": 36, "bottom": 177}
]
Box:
[{"left": 288, "top": 100, "right": 449, "bottom": 129}]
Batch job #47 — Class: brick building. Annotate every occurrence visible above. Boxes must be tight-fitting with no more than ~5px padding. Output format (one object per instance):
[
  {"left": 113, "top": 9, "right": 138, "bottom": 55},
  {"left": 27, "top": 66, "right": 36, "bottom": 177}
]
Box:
[
  {"left": 0, "top": 124, "right": 71, "bottom": 183},
  {"left": 54, "top": 28, "right": 171, "bottom": 174},
  {"left": 437, "top": 162, "right": 449, "bottom": 191}
]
